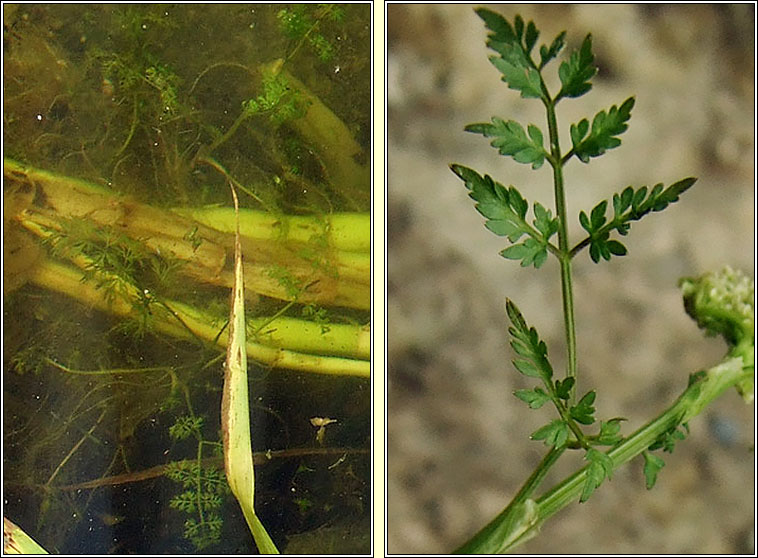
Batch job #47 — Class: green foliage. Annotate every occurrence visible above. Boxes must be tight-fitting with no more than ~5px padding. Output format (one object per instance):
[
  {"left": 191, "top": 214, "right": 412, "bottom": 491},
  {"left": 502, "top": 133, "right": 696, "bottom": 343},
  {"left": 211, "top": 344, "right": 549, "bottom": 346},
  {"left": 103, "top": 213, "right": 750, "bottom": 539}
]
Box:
[
  {"left": 648, "top": 423, "right": 689, "bottom": 453},
  {"left": 164, "top": 418, "right": 229, "bottom": 551},
  {"left": 165, "top": 460, "right": 228, "bottom": 550},
  {"left": 642, "top": 451, "right": 665, "bottom": 489},
  {"left": 557, "top": 34, "right": 596, "bottom": 100},
  {"left": 447, "top": 9, "right": 749, "bottom": 554},
  {"left": 183, "top": 514, "right": 224, "bottom": 551},
  {"left": 465, "top": 119, "right": 546, "bottom": 169},
  {"left": 554, "top": 377, "right": 575, "bottom": 400},
  {"left": 569, "top": 97, "right": 635, "bottom": 163},
  {"left": 594, "top": 418, "right": 626, "bottom": 446},
  {"left": 475, "top": 9, "right": 543, "bottom": 99},
  {"left": 243, "top": 72, "right": 305, "bottom": 124},
  {"left": 450, "top": 164, "right": 557, "bottom": 268},
  {"left": 43, "top": 218, "right": 182, "bottom": 313},
  {"left": 569, "top": 391, "right": 596, "bottom": 425},
  {"left": 580, "top": 448, "right": 613, "bottom": 502},
  {"left": 538, "top": 31, "right": 566, "bottom": 70},
  {"left": 505, "top": 299, "right": 553, "bottom": 382},
  {"left": 302, "top": 303, "right": 331, "bottom": 334},
  {"left": 531, "top": 419, "right": 569, "bottom": 448},
  {"left": 277, "top": 4, "right": 343, "bottom": 62},
  {"left": 514, "top": 387, "right": 550, "bottom": 409},
  {"left": 144, "top": 63, "right": 182, "bottom": 113},
  {"left": 169, "top": 415, "right": 205, "bottom": 441},
  {"left": 267, "top": 264, "right": 305, "bottom": 300},
  {"left": 577, "top": 177, "right": 697, "bottom": 263}
]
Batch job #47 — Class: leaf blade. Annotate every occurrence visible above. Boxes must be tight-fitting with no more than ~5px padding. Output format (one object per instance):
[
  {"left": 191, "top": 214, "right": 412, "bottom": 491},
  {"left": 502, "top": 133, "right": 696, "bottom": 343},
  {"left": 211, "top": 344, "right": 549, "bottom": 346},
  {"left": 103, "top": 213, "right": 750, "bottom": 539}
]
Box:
[
  {"left": 466, "top": 118, "right": 547, "bottom": 168},
  {"left": 558, "top": 34, "right": 596, "bottom": 99},
  {"left": 571, "top": 97, "right": 635, "bottom": 163}
]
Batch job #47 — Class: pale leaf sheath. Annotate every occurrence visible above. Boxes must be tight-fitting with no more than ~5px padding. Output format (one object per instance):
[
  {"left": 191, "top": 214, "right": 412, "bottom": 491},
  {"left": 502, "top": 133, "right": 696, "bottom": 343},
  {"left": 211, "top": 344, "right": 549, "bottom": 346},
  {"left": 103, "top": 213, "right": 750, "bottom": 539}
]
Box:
[{"left": 221, "top": 183, "right": 279, "bottom": 553}]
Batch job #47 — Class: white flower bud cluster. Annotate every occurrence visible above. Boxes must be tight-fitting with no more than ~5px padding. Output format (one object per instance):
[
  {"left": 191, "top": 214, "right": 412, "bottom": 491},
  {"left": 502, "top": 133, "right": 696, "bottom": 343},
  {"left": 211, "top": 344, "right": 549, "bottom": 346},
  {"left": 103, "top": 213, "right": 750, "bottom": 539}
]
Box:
[{"left": 680, "top": 266, "right": 754, "bottom": 346}]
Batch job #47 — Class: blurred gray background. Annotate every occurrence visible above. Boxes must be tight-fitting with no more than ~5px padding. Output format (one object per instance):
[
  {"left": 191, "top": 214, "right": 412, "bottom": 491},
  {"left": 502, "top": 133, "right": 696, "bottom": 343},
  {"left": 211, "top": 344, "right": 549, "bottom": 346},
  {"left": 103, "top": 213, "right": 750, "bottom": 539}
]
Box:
[{"left": 387, "top": 3, "right": 754, "bottom": 554}]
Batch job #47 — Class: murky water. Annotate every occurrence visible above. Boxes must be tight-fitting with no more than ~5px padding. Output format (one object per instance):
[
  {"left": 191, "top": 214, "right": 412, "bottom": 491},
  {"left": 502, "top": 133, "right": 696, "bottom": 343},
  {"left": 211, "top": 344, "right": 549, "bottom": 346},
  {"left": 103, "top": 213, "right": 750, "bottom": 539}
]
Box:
[{"left": 3, "top": 4, "right": 370, "bottom": 554}]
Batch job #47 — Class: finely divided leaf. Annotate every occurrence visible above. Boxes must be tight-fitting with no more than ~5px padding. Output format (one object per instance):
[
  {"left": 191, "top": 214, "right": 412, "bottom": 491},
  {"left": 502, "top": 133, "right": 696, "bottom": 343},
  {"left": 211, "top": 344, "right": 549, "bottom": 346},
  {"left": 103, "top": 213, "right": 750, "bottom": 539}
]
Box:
[
  {"left": 595, "top": 418, "right": 626, "bottom": 446},
  {"left": 533, "top": 201, "right": 559, "bottom": 239},
  {"left": 450, "top": 164, "right": 529, "bottom": 242},
  {"left": 531, "top": 419, "right": 569, "bottom": 448},
  {"left": 570, "top": 97, "right": 635, "bottom": 163},
  {"left": 557, "top": 34, "right": 596, "bottom": 99},
  {"left": 514, "top": 387, "right": 551, "bottom": 409},
  {"left": 576, "top": 177, "right": 697, "bottom": 263},
  {"left": 506, "top": 299, "right": 554, "bottom": 382},
  {"left": 569, "top": 390, "right": 597, "bottom": 425},
  {"left": 524, "top": 20, "right": 539, "bottom": 54},
  {"left": 554, "top": 377, "right": 575, "bottom": 400},
  {"left": 501, "top": 237, "right": 548, "bottom": 268},
  {"left": 580, "top": 448, "right": 614, "bottom": 503},
  {"left": 490, "top": 56, "right": 543, "bottom": 99},
  {"left": 642, "top": 451, "right": 665, "bottom": 489},
  {"left": 465, "top": 118, "right": 547, "bottom": 168},
  {"left": 648, "top": 423, "right": 689, "bottom": 453},
  {"left": 475, "top": 9, "right": 544, "bottom": 100},
  {"left": 450, "top": 164, "right": 556, "bottom": 268},
  {"left": 539, "top": 31, "right": 566, "bottom": 69},
  {"left": 476, "top": 8, "right": 518, "bottom": 44}
]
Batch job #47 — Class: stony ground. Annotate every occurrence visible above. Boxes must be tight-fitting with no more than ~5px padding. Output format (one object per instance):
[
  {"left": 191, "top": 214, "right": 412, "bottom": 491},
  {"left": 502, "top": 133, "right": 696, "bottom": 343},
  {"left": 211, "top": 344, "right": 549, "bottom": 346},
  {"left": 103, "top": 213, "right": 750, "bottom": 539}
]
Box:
[{"left": 387, "top": 4, "right": 754, "bottom": 554}]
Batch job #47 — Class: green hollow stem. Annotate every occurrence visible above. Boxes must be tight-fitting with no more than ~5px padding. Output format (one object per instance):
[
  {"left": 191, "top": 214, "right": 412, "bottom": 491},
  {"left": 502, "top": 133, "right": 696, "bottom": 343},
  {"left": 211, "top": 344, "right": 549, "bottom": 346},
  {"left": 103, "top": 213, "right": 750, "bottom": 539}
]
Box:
[
  {"left": 453, "top": 348, "right": 753, "bottom": 554},
  {"left": 544, "top": 96, "right": 578, "bottom": 397}
]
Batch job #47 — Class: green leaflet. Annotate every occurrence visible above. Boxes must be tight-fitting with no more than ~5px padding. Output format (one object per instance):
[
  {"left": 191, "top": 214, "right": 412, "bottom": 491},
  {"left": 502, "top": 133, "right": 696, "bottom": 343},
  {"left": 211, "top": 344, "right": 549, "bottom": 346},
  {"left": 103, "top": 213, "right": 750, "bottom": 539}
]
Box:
[
  {"left": 450, "top": 165, "right": 557, "bottom": 269},
  {"left": 580, "top": 448, "right": 613, "bottom": 502},
  {"left": 554, "top": 377, "right": 575, "bottom": 400},
  {"left": 557, "top": 34, "right": 596, "bottom": 99},
  {"left": 505, "top": 299, "right": 554, "bottom": 383},
  {"left": 476, "top": 9, "right": 543, "bottom": 100},
  {"left": 465, "top": 119, "right": 547, "bottom": 168},
  {"left": 531, "top": 419, "right": 569, "bottom": 448},
  {"left": 595, "top": 418, "right": 626, "bottom": 446},
  {"left": 221, "top": 184, "right": 279, "bottom": 554},
  {"left": 576, "top": 177, "right": 697, "bottom": 263},
  {"left": 569, "top": 97, "right": 635, "bottom": 163},
  {"left": 514, "top": 387, "right": 551, "bottom": 409},
  {"left": 539, "top": 31, "right": 566, "bottom": 69},
  {"left": 569, "top": 390, "right": 597, "bottom": 425},
  {"left": 642, "top": 451, "right": 665, "bottom": 490}
]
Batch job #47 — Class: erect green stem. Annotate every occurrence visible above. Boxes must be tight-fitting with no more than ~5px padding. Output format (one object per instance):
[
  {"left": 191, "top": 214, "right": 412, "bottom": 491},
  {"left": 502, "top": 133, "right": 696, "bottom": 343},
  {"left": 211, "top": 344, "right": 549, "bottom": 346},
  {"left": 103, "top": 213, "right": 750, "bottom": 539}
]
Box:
[{"left": 544, "top": 96, "right": 578, "bottom": 398}]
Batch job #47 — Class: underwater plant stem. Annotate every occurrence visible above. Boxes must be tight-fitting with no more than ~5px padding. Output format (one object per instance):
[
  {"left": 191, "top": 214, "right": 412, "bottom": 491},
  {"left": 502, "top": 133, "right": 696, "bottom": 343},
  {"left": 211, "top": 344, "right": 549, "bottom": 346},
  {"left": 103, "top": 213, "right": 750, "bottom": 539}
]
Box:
[
  {"left": 6, "top": 158, "right": 369, "bottom": 309},
  {"left": 544, "top": 97, "right": 577, "bottom": 400},
  {"left": 45, "top": 408, "right": 107, "bottom": 488},
  {"left": 455, "top": 353, "right": 753, "bottom": 554},
  {"left": 283, "top": 5, "right": 335, "bottom": 65},
  {"left": 206, "top": 111, "right": 251, "bottom": 155},
  {"left": 29, "top": 259, "right": 370, "bottom": 377},
  {"left": 261, "top": 61, "right": 370, "bottom": 210},
  {"left": 40, "top": 448, "right": 369, "bottom": 492},
  {"left": 194, "top": 154, "right": 269, "bottom": 209}
]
